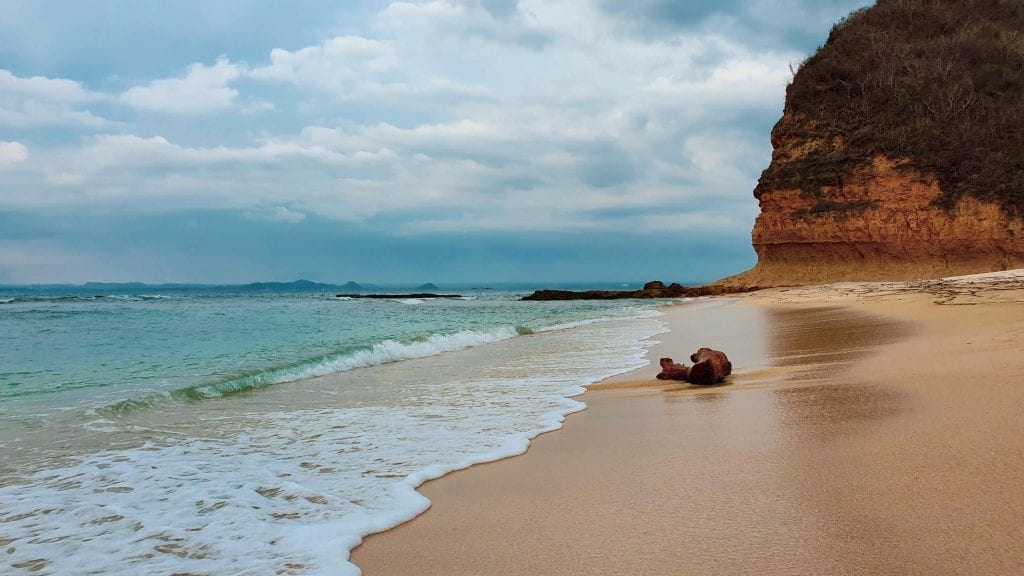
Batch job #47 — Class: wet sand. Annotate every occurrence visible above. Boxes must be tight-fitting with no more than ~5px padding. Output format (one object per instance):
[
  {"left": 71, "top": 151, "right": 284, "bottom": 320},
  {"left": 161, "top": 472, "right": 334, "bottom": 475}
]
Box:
[{"left": 351, "top": 271, "right": 1024, "bottom": 575}]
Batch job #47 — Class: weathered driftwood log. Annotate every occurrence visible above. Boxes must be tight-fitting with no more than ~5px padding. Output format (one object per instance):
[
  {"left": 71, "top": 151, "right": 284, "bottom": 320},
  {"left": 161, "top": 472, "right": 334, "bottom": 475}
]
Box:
[
  {"left": 687, "top": 347, "right": 732, "bottom": 386},
  {"left": 656, "top": 357, "right": 690, "bottom": 381}
]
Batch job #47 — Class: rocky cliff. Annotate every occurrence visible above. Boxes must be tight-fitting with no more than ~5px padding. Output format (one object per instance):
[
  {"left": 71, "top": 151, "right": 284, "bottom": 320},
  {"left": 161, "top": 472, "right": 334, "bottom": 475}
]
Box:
[{"left": 722, "top": 0, "right": 1024, "bottom": 286}]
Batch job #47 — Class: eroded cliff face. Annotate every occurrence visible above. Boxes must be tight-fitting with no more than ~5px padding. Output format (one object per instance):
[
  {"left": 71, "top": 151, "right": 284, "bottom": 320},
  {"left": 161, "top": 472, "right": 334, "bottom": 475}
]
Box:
[
  {"left": 726, "top": 153, "right": 1024, "bottom": 286},
  {"left": 719, "top": 0, "right": 1024, "bottom": 287}
]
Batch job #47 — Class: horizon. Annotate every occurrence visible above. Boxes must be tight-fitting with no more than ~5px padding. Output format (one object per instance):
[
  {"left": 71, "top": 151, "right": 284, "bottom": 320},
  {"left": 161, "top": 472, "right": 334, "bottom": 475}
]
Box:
[
  {"left": 0, "top": 0, "right": 872, "bottom": 284},
  {"left": 0, "top": 277, "right": 713, "bottom": 290}
]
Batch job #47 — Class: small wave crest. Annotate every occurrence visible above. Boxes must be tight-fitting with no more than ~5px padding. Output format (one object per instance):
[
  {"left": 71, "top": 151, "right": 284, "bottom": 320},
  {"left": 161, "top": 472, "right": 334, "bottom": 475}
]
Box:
[
  {"left": 0, "top": 295, "right": 86, "bottom": 304},
  {"left": 0, "top": 293, "right": 177, "bottom": 305},
  {"left": 101, "top": 326, "right": 522, "bottom": 414},
  {"left": 535, "top": 308, "right": 662, "bottom": 333}
]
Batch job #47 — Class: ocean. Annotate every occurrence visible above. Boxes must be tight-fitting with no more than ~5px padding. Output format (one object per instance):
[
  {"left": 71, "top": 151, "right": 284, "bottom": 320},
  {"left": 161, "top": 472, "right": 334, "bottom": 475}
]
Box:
[{"left": 0, "top": 285, "right": 671, "bottom": 575}]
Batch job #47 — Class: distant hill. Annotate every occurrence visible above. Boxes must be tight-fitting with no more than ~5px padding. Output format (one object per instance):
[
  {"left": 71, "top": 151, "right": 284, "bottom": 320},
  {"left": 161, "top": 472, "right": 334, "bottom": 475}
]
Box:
[
  {"left": 245, "top": 279, "right": 338, "bottom": 290},
  {"left": 416, "top": 283, "right": 439, "bottom": 290},
  {"left": 721, "top": 0, "right": 1024, "bottom": 287},
  {"left": 340, "top": 281, "right": 364, "bottom": 291},
  {"left": 81, "top": 282, "right": 149, "bottom": 289}
]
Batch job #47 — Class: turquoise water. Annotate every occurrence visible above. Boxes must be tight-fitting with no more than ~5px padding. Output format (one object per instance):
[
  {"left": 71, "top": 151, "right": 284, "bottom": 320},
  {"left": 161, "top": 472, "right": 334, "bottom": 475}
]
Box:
[
  {"left": 1, "top": 287, "right": 650, "bottom": 407},
  {"left": 0, "top": 285, "right": 671, "bottom": 575}
]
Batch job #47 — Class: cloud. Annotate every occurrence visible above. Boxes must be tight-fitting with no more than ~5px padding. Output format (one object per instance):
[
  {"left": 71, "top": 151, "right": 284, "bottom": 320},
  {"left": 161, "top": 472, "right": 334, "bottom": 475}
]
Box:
[
  {"left": 0, "top": 141, "right": 28, "bottom": 167},
  {"left": 0, "top": 69, "right": 107, "bottom": 127},
  {"left": 0, "top": 69, "right": 96, "bottom": 102},
  {"left": 120, "top": 58, "right": 243, "bottom": 114},
  {"left": 380, "top": 1, "right": 554, "bottom": 48},
  {"left": 597, "top": 0, "right": 871, "bottom": 49},
  {"left": 0, "top": 239, "right": 104, "bottom": 284},
  {"left": 249, "top": 36, "right": 396, "bottom": 94},
  {"left": 0, "top": 0, "right": 859, "bottom": 284},
  {"left": 249, "top": 206, "right": 308, "bottom": 224}
]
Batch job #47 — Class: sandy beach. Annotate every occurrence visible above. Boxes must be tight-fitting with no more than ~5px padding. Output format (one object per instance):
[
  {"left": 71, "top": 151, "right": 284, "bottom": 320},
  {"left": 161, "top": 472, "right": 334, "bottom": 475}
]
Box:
[{"left": 351, "top": 271, "right": 1024, "bottom": 575}]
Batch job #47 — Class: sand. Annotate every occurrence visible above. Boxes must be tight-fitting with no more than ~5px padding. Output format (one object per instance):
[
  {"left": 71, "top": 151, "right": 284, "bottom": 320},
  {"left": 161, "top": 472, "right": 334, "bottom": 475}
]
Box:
[{"left": 350, "top": 271, "right": 1024, "bottom": 575}]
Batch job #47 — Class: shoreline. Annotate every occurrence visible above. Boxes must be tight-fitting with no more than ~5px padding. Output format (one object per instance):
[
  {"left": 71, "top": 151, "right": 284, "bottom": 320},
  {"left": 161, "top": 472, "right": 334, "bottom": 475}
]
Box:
[{"left": 351, "top": 271, "right": 1024, "bottom": 575}]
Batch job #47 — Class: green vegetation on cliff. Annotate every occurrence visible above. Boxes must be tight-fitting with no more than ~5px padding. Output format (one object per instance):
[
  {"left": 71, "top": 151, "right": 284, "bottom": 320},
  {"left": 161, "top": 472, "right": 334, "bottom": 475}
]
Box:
[{"left": 756, "top": 0, "right": 1024, "bottom": 217}]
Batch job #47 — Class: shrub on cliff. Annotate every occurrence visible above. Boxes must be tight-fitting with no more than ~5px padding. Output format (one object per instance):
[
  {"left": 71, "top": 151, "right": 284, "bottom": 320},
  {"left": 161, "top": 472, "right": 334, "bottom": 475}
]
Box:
[{"left": 756, "top": 0, "right": 1024, "bottom": 217}]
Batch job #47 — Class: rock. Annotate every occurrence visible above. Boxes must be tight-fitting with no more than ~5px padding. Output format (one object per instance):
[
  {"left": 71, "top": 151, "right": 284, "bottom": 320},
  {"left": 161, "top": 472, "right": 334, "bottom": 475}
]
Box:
[
  {"left": 717, "top": 2, "right": 1024, "bottom": 288},
  {"left": 521, "top": 282, "right": 754, "bottom": 301},
  {"left": 655, "top": 358, "right": 690, "bottom": 381},
  {"left": 521, "top": 289, "right": 634, "bottom": 301},
  {"left": 686, "top": 348, "right": 732, "bottom": 386}
]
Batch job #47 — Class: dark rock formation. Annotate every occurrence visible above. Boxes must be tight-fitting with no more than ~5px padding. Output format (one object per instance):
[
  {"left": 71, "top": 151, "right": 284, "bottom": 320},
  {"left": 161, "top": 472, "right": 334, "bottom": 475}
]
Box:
[
  {"left": 720, "top": 0, "right": 1024, "bottom": 288},
  {"left": 687, "top": 348, "right": 732, "bottom": 386},
  {"left": 522, "top": 281, "right": 754, "bottom": 301},
  {"left": 656, "top": 358, "right": 690, "bottom": 381}
]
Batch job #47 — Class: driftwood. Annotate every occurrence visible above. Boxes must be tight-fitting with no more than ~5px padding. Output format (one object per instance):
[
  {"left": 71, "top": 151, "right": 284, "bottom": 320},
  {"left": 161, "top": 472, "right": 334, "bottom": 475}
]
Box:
[
  {"left": 688, "top": 347, "right": 732, "bottom": 386},
  {"left": 656, "top": 358, "right": 690, "bottom": 380},
  {"left": 655, "top": 348, "right": 732, "bottom": 386}
]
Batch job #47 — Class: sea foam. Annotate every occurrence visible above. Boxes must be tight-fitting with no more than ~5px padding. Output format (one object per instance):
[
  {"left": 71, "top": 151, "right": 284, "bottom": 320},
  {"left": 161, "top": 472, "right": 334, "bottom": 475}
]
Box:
[{"left": 0, "top": 313, "right": 667, "bottom": 576}]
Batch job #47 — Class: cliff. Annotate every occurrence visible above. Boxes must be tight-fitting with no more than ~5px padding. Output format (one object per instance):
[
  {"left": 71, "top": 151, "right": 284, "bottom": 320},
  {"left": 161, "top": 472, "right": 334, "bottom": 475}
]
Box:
[{"left": 722, "top": 0, "right": 1024, "bottom": 287}]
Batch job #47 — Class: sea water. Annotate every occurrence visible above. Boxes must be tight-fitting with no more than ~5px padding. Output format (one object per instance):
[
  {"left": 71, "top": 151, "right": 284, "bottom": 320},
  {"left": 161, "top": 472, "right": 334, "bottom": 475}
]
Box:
[{"left": 0, "top": 286, "right": 670, "bottom": 575}]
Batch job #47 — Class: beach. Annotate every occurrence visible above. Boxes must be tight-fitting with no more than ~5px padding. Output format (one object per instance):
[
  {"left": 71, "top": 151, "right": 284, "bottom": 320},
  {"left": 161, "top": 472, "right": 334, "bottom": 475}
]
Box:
[{"left": 352, "top": 271, "right": 1024, "bottom": 575}]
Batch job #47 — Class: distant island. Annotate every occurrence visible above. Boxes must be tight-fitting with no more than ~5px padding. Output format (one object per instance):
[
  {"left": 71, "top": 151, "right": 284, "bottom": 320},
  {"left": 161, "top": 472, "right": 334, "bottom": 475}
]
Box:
[{"left": 245, "top": 279, "right": 339, "bottom": 290}]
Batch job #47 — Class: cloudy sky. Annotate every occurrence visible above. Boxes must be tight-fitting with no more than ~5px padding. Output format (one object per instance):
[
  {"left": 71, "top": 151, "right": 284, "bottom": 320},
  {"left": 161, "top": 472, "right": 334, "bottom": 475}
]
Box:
[{"left": 0, "top": 0, "right": 870, "bottom": 285}]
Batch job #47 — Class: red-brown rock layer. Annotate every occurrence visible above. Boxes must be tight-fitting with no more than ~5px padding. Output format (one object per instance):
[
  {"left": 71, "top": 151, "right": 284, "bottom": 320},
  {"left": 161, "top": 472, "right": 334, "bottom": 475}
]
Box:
[{"left": 722, "top": 156, "right": 1024, "bottom": 287}]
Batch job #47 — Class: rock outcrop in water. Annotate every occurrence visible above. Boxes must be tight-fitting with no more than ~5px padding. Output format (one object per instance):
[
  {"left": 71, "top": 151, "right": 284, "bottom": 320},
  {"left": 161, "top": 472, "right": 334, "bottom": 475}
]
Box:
[
  {"left": 721, "top": 0, "right": 1024, "bottom": 287},
  {"left": 522, "top": 281, "right": 750, "bottom": 301}
]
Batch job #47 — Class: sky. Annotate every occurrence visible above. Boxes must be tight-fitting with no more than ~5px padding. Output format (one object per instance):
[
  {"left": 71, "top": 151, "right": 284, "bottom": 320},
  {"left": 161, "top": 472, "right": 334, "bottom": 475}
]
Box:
[{"left": 0, "top": 0, "right": 871, "bottom": 285}]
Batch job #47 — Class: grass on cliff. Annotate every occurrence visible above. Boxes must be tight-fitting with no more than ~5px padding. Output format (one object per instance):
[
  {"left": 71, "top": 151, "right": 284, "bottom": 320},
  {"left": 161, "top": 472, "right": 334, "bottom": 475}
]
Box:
[{"left": 756, "top": 0, "right": 1024, "bottom": 218}]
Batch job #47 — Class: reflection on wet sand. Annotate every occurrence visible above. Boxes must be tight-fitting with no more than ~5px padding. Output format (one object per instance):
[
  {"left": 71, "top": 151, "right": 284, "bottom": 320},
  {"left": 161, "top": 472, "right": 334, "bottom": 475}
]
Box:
[
  {"left": 764, "top": 306, "right": 913, "bottom": 369},
  {"left": 355, "top": 287, "right": 1024, "bottom": 575}
]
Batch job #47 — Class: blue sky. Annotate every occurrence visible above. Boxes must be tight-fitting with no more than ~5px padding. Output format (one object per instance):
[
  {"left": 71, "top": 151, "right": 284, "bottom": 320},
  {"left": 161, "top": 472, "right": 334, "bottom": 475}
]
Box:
[{"left": 0, "top": 0, "right": 870, "bottom": 284}]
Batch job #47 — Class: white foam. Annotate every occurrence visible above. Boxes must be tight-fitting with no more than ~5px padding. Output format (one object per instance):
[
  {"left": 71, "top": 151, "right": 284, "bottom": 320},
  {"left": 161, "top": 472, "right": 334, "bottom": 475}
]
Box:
[
  {"left": 396, "top": 298, "right": 424, "bottom": 305},
  {"left": 537, "top": 308, "right": 662, "bottom": 333},
  {"left": 287, "top": 327, "right": 521, "bottom": 381},
  {"left": 187, "top": 327, "right": 523, "bottom": 398},
  {"left": 0, "top": 314, "right": 667, "bottom": 576}
]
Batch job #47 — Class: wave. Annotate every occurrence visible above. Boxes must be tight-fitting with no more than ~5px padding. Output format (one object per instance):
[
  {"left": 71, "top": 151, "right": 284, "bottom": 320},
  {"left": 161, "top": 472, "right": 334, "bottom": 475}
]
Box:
[
  {"left": 534, "top": 308, "right": 662, "bottom": 333},
  {"left": 0, "top": 295, "right": 86, "bottom": 304},
  {"left": 0, "top": 294, "right": 177, "bottom": 304},
  {"left": 96, "top": 305, "right": 663, "bottom": 415},
  {"left": 101, "top": 326, "right": 522, "bottom": 414}
]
